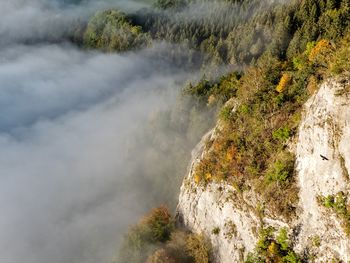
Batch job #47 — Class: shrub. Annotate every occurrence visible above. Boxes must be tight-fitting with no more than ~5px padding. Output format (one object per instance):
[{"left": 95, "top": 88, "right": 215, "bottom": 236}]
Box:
[
  {"left": 139, "top": 206, "right": 174, "bottom": 243},
  {"left": 282, "top": 251, "right": 300, "bottom": 263},
  {"left": 265, "top": 153, "right": 295, "bottom": 183},
  {"left": 292, "top": 55, "right": 308, "bottom": 71},
  {"left": 276, "top": 228, "right": 289, "bottom": 251},
  {"left": 266, "top": 161, "right": 290, "bottom": 182},
  {"left": 276, "top": 73, "right": 292, "bottom": 93},
  {"left": 212, "top": 227, "right": 220, "bottom": 235},
  {"left": 116, "top": 206, "right": 174, "bottom": 263},
  {"left": 256, "top": 227, "right": 275, "bottom": 251},
  {"left": 219, "top": 105, "right": 233, "bottom": 121},
  {"left": 272, "top": 127, "right": 291, "bottom": 142},
  {"left": 267, "top": 241, "right": 280, "bottom": 257},
  {"left": 184, "top": 79, "right": 213, "bottom": 99},
  {"left": 238, "top": 104, "right": 250, "bottom": 115},
  {"left": 319, "top": 192, "right": 350, "bottom": 236},
  {"left": 323, "top": 195, "right": 335, "bottom": 208},
  {"left": 246, "top": 227, "right": 300, "bottom": 263},
  {"left": 308, "top": 39, "right": 333, "bottom": 66}
]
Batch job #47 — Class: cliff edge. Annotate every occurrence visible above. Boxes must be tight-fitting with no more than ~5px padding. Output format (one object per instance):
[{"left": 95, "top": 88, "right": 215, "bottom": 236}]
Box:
[{"left": 177, "top": 77, "right": 350, "bottom": 262}]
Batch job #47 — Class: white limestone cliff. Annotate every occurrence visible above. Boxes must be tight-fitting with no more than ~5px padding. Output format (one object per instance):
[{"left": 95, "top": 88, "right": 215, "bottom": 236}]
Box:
[
  {"left": 177, "top": 77, "right": 350, "bottom": 262},
  {"left": 294, "top": 78, "right": 350, "bottom": 261}
]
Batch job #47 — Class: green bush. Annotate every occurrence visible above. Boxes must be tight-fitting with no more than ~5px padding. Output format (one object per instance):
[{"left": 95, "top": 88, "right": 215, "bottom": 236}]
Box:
[
  {"left": 256, "top": 227, "right": 275, "bottom": 251},
  {"left": 276, "top": 228, "right": 289, "bottom": 251},
  {"left": 282, "top": 251, "right": 300, "bottom": 263},
  {"left": 323, "top": 195, "right": 335, "bottom": 208},
  {"left": 265, "top": 153, "right": 295, "bottom": 183},
  {"left": 219, "top": 105, "right": 233, "bottom": 121},
  {"left": 139, "top": 206, "right": 174, "bottom": 243},
  {"left": 272, "top": 127, "right": 291, "bottom": 142},
  {"left": 212, "top": 227, "right": 220, "bottom": 235},
  {"left": 246, "top": 227, "right": 300, "bottom": 263},
  {"left": 319, "top": 192, "right": 350, "bottom": 236}
]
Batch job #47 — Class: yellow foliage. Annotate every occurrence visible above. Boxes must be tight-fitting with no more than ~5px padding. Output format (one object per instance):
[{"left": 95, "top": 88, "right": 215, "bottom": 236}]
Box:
[
  {"left": 130, "top": 26, "right": 141, "bottom": 35},
  {"left": 276, "top": 73, "right": 292, "bottom": 93},
  {"left": 226, "top": 151, "right": 233, "bottom": 162},
  {"left": 205, "top": 173, "right": 212, "bottom": 181},
  {"left": 308, "top": 39, "right": 332, "bottom": 62},
  {"left": 267, "top": 241, "right": 279, "bottom": 255},
  {"left": 194, "top": 174, "right": 201, "bottom": 184}
]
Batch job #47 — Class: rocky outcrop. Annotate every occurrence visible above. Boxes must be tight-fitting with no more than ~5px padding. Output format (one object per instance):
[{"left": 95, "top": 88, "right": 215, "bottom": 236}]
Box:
[
  {"left": 177, "top": 77, "right": 350, "bottom": 262},
  {"left": 177, "top": 129, "right": 259, "bottom": 262},
  {"left": 294, "top": 78, "right": 350, "bottom": 261}
]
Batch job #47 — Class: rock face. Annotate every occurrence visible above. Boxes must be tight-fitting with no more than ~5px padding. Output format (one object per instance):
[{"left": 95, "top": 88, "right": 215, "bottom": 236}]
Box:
[
  {"left": 176, "top": 130, "right": 260, "bottom": 263},
  {"left": 176, "top": 78, "right": 350, "bottom": 262},
  {"left": 294, "top": 78, "right": 350, "bottom": 261}
]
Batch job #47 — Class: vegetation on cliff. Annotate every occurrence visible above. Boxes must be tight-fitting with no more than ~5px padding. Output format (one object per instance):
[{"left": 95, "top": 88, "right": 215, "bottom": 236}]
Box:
[
  {"left": 246, "top": 227, "right": 300, "bottom": 263},
  {"left": 81, "top": 0, "right": 350, "bottom": 261},
  {"left": 115, "top": 206, "right": 210, "bottom": 263}
]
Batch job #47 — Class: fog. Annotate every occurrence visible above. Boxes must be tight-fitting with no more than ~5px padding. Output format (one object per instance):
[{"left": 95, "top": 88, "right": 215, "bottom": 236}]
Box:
[
  {"left": 0, "top": 1, "right": 200, "bottom": 263},
  {"left": 0, "top": 0, "right": 149, "bottom": 46},
  {"left": 156, "top": 0, "right": 288, "bottom": 25}
]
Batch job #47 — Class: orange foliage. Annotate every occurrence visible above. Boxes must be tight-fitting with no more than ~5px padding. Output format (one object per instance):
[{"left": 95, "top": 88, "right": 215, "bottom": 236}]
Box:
[
  {"left": 193, "top": 140, "right": 245, "bottom": 184},
  {"left": 205, "top": 173, "right": 212, "bottom": 181},
  {"left": 140, "top": 206, "right": 172, "bottom": 226},
  {"left": 308, "top": 39, "right": 332, "bottom": 62},
  {"left": 194, "top": 174, "right": 201, "bottom": 184},
  {"left": 225, "top": 145, "right": 237, "bottom": 162}
]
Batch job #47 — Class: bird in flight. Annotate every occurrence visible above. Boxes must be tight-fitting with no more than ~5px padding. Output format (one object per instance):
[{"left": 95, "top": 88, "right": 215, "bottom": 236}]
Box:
[{"left": 320, "top": 154, "right": 329, "bottom": 161}]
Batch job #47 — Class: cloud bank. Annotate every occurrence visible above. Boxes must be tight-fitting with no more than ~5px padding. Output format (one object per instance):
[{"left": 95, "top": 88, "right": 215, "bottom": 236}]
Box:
[
  {"left": 0, "top": 0, "right": 149, "bottom": 46},
  {"left": 0, "top": 43, "right": 192, "bottom": 263},
  {"left": 0, "top": 1, "right": 198, "bottom": 263}
]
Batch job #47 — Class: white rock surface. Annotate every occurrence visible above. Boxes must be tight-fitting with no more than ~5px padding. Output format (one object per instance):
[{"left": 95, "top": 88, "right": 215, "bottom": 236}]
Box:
[
  {"left": 176, "top": 130, "right": 260, "bottom": 263},
  {"left": 177, "top": 78, "right": 350, "bottom": 262},
  {"left": 295, "top": 79, "right": 350, "bottom": 261}
]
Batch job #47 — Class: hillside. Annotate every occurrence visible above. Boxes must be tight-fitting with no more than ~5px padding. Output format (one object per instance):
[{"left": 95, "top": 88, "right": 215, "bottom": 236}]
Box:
[
  {"left": 81, "top": 0, "right": 350, "bottom": 262},
  {"left": 178, "top": 76, "right": 350, "bottom": 262}
]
